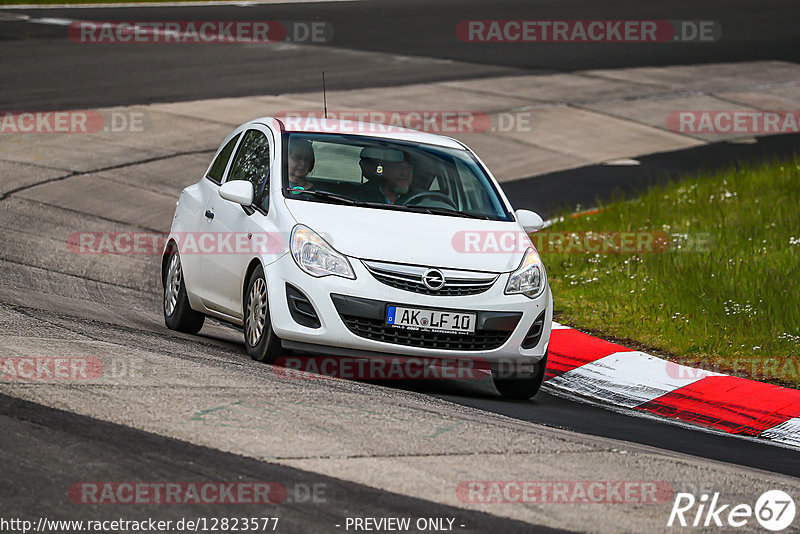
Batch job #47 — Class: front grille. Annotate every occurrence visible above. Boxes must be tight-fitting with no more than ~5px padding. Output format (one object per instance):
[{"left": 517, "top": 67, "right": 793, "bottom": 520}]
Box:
[
  {"left": 368, "top": 271, "right": 493, "bottom": 296},
  {"left": 339, "top": 315, "right": 512, "bottom": 351},
  {"left": 363, "top": 260, "right": 498, "bottom": 297}
]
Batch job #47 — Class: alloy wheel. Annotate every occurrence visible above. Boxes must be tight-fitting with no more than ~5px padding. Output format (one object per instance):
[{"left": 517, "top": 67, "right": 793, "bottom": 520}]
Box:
[{"left": 246, "top": 278, "right": 268, "bottom": 346}]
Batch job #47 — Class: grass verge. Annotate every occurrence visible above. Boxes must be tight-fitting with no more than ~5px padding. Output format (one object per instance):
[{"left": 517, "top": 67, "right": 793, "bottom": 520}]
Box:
[{"left": 540, "top": 155, "right": 800, "bottom": 388}]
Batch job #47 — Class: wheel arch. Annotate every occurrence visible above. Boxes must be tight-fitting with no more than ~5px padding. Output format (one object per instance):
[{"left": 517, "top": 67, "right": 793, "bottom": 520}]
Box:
[
  {"left": 161, "top": 239, "right": 179, "bottom": 287},
  {"left": 242, "top": 257, "right": 264, "bottom": 315}
]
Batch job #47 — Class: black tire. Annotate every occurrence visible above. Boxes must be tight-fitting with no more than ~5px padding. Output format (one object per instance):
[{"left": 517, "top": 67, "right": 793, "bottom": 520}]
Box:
[
  {"left": 492, "top": 352, "right": 548, "bottom": 400},
  {"left": 244, "top": 264, "right": 283, "bottom": 363},
  {"left": 163, "top": 248, "right": 205, "bottom": 334}
]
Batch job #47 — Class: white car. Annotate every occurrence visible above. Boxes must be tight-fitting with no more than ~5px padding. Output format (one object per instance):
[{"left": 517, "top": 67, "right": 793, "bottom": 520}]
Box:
[{"left": 163, "top": 117, "right": 552, "bottom": 399}]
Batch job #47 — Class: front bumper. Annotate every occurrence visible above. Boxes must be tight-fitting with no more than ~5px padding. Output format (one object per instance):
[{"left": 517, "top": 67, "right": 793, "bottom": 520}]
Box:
[{"left": 265, "top": 253, "right": 552, "bottom": 364}]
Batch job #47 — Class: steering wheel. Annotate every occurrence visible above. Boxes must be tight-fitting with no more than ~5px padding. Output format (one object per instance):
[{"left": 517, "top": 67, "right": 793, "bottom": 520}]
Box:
[{"left": 398, "top": 191, "right": 458, "bottom": 210}]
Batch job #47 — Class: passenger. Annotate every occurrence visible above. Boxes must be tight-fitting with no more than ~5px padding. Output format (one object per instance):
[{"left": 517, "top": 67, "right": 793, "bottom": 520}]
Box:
[
  {"left": 288, "top": 138, "right": 315, "bottom": 190},
  {"left": 356, "top": 153, "right": 414, "bottom": 204}
]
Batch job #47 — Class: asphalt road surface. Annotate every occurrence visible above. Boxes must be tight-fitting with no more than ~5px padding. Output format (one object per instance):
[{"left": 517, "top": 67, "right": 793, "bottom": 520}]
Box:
[
  {"left": 0, "top": 394, "right": 561, "bottom": 533},
  {"left": 0, "top": 0, "right": 798, "bottom": 109}
]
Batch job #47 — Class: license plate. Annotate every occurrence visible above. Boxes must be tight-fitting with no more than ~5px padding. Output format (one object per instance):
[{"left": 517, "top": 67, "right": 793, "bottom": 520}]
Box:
[{"left": 386, "top": 306, "right": 476, "bottom": 334}]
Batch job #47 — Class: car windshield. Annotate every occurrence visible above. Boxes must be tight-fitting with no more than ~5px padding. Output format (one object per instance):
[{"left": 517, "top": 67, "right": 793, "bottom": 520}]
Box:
[{"left": 281, "top": 132, "right": 512, "bottom": 221}]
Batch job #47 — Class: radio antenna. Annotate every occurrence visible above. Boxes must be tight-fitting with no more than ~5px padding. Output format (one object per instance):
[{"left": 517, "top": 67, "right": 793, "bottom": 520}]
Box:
[{"left": 322, "top": 72, "right": 328, "bottom": 119}]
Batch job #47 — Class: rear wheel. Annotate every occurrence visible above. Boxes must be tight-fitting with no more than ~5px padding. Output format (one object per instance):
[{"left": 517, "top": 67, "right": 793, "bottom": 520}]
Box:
[
  {"left": 244, "top": 264, "right": 283, "bottom": 363},
  {"left": 492, "top": 352, "right": 548, "bottom": 400},
  {"left": 163, "top": 249, "right": 205, "bottom": 334}
]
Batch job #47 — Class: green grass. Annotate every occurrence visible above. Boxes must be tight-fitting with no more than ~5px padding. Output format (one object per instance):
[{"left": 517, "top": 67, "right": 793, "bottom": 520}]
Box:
[{"left": 541, "top": 155, "right": 800, "bottom": 388}]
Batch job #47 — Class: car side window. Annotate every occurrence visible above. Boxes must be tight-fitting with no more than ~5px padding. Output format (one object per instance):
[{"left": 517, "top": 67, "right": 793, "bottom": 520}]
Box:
[
  {"left": 228, "top": 129, "right": 271, "bottom": 211},
  {"left": 207, "top": 133, "right": 241, "bottom": 184}
]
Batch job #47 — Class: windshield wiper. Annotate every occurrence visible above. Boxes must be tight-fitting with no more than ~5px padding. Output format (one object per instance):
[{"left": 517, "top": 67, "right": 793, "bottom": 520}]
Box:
[
  {"left": 284, "top": 188, "right": 406, "bottom": 212},
  {"left": 399, "top": 205, "right": 489, "bottom": 219},
  {"left": 283, "top": 188, "right": 357, "bottom": 205}
]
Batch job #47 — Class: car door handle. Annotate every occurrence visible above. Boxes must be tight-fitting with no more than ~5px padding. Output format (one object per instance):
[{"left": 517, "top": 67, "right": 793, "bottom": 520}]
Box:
[{"left": 205, "top": 209, "right": 214, "bottom": 220}]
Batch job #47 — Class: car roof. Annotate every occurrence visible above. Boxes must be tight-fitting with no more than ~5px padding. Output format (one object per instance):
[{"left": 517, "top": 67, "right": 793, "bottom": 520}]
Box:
[{"left": 252, "top": 117, "right": 467, "bottom": 150}]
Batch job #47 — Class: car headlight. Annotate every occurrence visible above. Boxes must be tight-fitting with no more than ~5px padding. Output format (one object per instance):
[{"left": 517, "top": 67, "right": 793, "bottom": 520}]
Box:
[
  {"left": 505, "top": 247, "right": 546, "bottom": 298},
  {"left": 290, "top": 224, "right": 355, "bottom": 279}
]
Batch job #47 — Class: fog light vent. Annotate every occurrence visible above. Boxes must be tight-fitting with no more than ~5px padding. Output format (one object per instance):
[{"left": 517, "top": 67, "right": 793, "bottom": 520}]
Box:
[
  {"left": 286, "top": 283, "right": 321, "bottom": 328},
  {"left": 521, "top": 310, "right": 546, "bottom": 349}
]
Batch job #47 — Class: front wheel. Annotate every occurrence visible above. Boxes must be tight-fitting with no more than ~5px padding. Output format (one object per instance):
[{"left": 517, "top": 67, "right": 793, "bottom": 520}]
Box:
[
  {"left": 163, "top": 249, "right": 205, "bottom": 334},
  {"left": 492, "top": 352, "right": 548, "bottom": 400},
  {"left": 244, "top": 264, "right": 283, "bottom": 363}
]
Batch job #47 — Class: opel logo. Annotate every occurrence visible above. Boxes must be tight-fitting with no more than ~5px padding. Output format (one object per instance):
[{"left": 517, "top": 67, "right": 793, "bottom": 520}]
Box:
[{"left": 422, "top": 268, "right": 445, "bottom": 290}]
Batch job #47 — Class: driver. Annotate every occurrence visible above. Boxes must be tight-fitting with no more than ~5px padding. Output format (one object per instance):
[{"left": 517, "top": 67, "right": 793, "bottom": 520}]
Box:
[{"left": 356, "top": 152, "right": 413, "bottom": 204}]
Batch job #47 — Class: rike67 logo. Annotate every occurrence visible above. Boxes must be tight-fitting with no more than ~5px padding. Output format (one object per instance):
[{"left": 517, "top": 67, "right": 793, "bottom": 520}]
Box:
[{"left": 668, "top": 490, "right": 795, "bottom": 531}]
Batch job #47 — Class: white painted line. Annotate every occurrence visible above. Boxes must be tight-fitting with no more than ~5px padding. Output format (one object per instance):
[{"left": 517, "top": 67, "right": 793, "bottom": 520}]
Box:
[
  {"left": 602, "top": 158, "right": 641, "bottom": 166},
  {"left": 551, "top": 322, "right": 570, "bottom": 330},
  {"left": 28, "top": 17, "right": 73, "bottom": 26},
  {"left": 760, "top": 417, "right": 800, "bottom": 447},
  {"left": 547, "top": 350, "right": 721, "bottom": 408},
  {"left": 0, "top": 12, "right": 30, "bottom": 20}
]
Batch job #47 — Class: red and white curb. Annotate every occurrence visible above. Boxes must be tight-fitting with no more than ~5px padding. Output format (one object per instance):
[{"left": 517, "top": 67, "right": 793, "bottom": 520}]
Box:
[{"left": 544, "top": 323, "right": 800, "bottom": 448}]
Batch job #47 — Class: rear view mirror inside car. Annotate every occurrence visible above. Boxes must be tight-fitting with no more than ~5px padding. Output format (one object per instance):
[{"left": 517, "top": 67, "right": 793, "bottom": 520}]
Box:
[{"left": 359, "top": 147, "right": 405, "bottom": 162}]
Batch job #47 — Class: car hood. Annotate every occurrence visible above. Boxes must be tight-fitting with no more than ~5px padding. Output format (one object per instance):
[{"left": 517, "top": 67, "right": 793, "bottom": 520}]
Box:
[{"left": 284, "top": 199, "right": 531, "bottom": 273}]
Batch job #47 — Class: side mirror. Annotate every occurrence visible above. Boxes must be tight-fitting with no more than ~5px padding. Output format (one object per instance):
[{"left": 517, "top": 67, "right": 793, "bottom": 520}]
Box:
[
  {"left": 515, "top": 209, "right": 544, "bottom": 232},
  {"left": 219, "top": 180, "right": 254, "bottom": 206}
]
